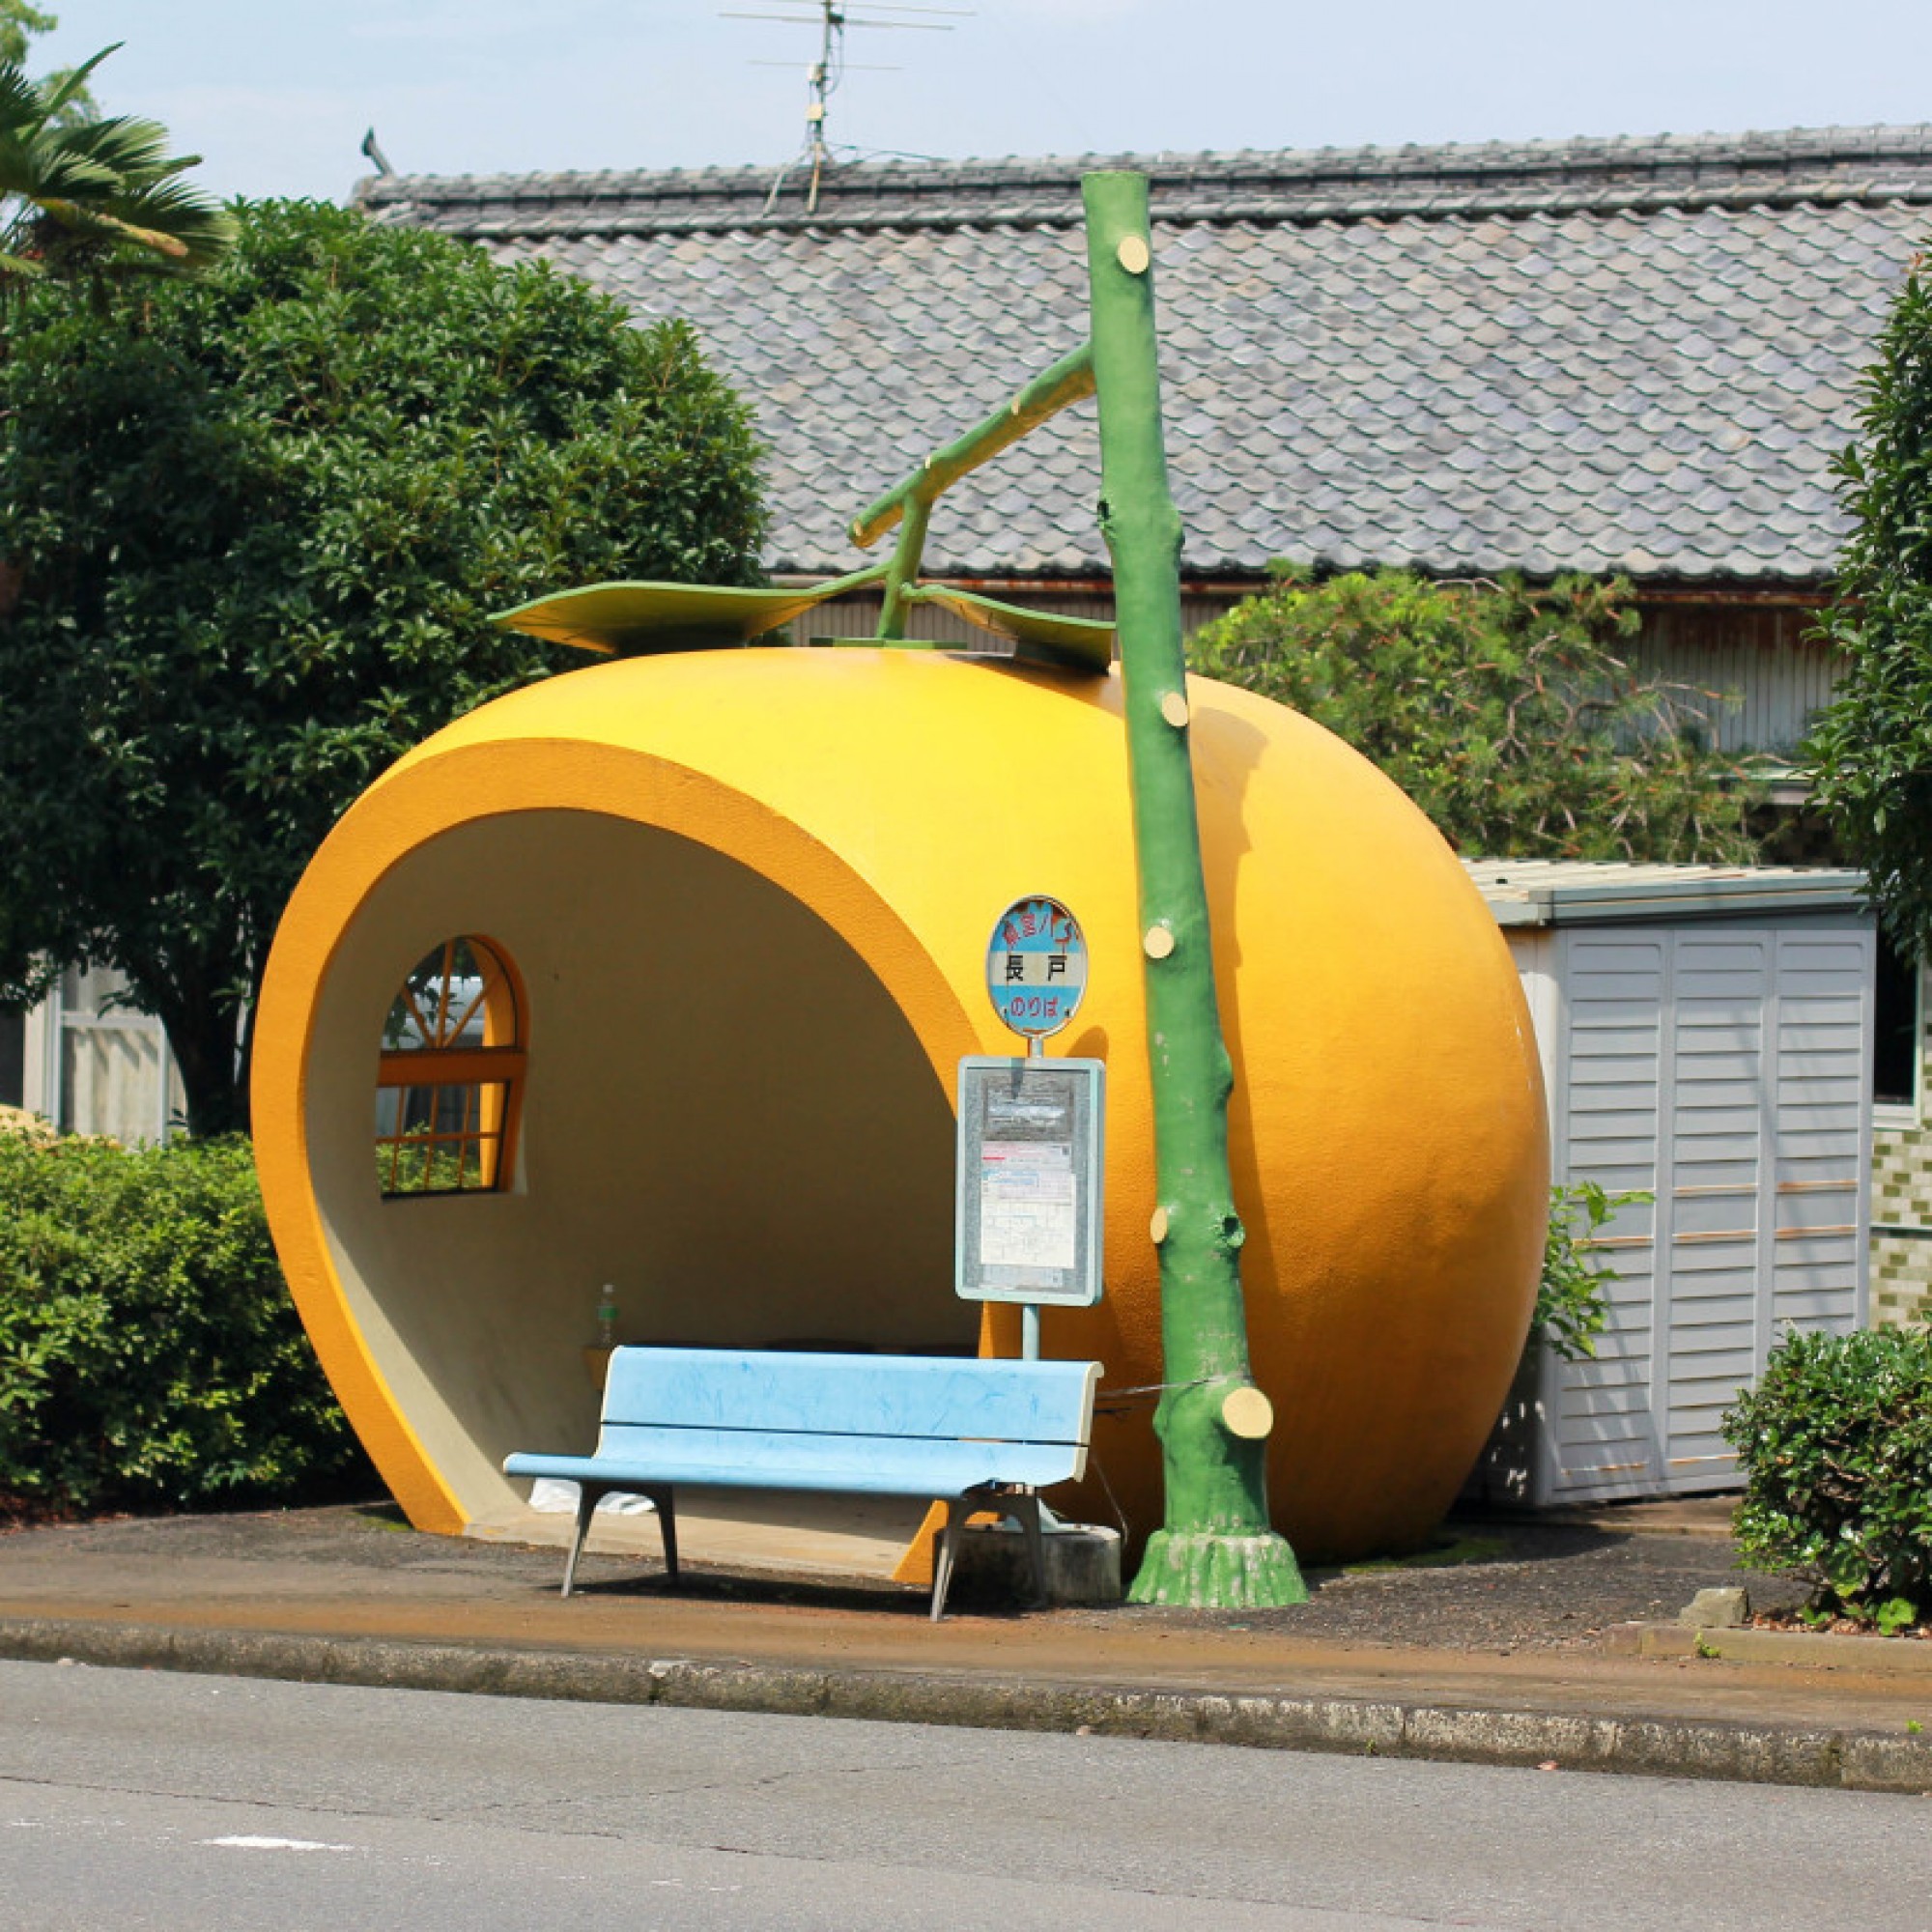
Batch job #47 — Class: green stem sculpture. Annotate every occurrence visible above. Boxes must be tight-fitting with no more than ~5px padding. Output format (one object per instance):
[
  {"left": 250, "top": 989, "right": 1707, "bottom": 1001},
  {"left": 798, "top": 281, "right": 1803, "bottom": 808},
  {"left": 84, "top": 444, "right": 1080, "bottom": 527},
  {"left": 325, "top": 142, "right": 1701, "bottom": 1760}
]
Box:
[
  {"left": 856, "top": 345, "right": 1095, "bottom": 641},
  {"left": 1083, "top": 172, "right": 1307, "bottom": 1607}
]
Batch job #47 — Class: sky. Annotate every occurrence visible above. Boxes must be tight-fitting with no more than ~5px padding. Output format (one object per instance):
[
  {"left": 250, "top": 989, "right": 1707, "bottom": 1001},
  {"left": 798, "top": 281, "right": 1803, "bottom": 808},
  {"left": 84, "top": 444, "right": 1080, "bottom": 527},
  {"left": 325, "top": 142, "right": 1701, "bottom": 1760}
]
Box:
[{"left": 36, "top": 1, "right": 1932, "bottom": 204}]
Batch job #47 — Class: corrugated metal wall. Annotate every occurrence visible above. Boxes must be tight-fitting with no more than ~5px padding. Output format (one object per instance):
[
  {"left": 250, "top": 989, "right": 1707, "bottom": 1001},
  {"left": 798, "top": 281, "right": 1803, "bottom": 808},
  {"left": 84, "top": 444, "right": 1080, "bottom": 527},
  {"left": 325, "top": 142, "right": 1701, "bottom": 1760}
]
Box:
[
  {"left": 1625, "top": 603, "right": 1841, "bottom": 757},
  {"left": 1541, "top": 923, "right": 1870, "bottom": 1504}
]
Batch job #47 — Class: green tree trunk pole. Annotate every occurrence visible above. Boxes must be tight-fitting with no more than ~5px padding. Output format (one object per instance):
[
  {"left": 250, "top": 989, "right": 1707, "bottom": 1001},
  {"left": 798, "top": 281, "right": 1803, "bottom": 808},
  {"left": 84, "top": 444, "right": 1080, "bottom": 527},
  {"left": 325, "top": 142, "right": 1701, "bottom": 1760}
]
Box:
[{"left": 1082, "top": 171, "right": 1307, "bottom": 1608}]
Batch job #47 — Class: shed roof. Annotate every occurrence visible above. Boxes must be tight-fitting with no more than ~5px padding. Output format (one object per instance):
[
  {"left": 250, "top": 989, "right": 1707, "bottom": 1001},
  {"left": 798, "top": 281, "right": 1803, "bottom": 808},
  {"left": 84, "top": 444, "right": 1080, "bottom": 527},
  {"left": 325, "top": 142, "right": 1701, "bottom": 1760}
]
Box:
[
  {"left": 363, "top": 130, "right": 1932, "bottom": 589},
  {"left": 1464, "top": 858, "right": 1869, "bottom": 927}
]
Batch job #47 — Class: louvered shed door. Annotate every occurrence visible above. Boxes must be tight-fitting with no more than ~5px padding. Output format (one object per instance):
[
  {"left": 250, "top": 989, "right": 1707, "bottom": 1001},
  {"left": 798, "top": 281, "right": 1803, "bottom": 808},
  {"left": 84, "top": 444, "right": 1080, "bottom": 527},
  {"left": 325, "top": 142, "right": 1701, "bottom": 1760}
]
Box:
[{"left": 1546, "top": 924, "right": 1870, "bottom": 1503}]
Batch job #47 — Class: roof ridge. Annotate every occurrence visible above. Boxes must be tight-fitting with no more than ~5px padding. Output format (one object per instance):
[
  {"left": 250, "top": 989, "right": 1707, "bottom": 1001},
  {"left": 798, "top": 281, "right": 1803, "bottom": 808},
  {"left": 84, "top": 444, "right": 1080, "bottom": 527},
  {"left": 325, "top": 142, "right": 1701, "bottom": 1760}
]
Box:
[{"left": 360, "top": 126, "right": 1932, "bottom": 236}]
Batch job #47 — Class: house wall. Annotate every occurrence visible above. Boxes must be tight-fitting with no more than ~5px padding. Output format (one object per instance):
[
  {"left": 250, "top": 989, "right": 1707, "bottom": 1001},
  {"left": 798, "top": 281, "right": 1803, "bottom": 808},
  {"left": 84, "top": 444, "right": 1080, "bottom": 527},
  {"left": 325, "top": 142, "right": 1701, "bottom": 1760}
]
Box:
[
  {"left": 1625, "top": 600, "right": 1840, "bottom": 758},
  {"left": 798, "top": 586, "right": 1232, "bottom": 649},
  {"left": 14, "top": 967, "right": 184, "bottom": 1144},
  {"left": 1870, "top": 960, "right": 1932, "bottom": 1327}
]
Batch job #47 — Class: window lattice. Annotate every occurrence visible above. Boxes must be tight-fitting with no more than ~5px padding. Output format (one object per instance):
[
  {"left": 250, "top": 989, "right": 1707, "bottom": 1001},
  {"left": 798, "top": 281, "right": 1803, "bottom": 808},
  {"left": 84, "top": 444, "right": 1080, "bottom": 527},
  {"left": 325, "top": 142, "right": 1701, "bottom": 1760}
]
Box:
[{"left": 375, "top": 936, "right": 525, "bottom": 1196}]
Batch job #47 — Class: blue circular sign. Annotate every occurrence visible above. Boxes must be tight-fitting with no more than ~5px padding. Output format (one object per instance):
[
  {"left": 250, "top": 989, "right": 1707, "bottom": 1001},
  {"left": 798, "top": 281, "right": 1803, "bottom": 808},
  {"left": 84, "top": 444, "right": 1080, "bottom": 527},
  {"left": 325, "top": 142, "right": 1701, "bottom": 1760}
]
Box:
[{"left": 986, "top": 895, "right": 1088, "bottom": 1040}]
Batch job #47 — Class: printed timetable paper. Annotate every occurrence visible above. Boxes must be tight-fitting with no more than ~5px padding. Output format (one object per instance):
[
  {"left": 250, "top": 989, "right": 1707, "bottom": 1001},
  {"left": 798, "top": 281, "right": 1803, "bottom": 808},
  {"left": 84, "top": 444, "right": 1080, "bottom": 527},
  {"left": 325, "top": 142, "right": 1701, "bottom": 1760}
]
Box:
[{"left": 978, "top": 1140, "right": 1077, "bottom": 1270}]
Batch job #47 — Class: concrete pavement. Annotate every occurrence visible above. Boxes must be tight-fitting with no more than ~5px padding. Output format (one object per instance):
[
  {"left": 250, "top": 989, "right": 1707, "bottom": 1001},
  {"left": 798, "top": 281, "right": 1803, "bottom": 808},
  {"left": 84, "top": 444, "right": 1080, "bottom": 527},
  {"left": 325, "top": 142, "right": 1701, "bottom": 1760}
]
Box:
[{"left": 1, "top": 1501, "right": 1928, "bottom": 1794}]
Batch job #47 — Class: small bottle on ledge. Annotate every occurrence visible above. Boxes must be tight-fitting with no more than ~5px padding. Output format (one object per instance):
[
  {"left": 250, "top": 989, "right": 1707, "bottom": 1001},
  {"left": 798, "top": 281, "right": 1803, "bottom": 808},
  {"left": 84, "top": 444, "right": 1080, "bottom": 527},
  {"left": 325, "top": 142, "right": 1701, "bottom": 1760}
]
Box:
[{"left": 595, "top": 1285, "right": 617, "bottom": 1350}]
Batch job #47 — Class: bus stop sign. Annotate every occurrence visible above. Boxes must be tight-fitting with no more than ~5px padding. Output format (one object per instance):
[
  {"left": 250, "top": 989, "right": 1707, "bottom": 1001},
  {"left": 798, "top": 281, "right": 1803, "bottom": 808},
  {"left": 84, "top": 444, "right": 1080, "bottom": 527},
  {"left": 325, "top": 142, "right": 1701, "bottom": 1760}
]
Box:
[{"left": 985, "top": 895, "right": 1088, "bottom": 1042}]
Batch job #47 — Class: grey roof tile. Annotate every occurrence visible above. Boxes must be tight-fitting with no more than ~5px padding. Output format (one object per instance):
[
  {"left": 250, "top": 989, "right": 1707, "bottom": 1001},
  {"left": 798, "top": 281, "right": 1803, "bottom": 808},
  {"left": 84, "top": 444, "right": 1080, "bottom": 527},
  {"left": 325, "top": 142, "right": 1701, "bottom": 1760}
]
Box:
[{"left": 362, "top": 130, "right": 1932, "bottom": 586}]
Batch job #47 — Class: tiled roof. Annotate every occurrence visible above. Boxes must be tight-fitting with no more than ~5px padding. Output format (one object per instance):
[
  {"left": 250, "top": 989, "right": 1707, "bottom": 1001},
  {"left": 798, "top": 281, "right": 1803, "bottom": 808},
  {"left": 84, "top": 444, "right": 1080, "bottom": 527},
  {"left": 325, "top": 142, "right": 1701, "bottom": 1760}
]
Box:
[{"left": 361, "top": 132, "right": 1932, "bottom": 586}]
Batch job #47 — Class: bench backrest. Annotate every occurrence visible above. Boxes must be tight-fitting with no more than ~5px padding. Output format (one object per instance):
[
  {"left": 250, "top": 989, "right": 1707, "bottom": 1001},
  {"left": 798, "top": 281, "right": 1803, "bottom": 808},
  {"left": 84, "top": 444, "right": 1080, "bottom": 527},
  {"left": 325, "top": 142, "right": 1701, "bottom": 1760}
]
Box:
[{"left": 598, "top": 1348, "right": 1100, "bottom": 1482}]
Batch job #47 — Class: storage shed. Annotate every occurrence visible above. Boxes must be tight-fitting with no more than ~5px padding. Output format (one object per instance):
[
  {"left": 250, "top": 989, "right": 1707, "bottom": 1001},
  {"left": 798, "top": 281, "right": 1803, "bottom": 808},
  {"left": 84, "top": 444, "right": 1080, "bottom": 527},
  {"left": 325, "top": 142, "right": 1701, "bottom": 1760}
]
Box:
[{"left": 1465, "top": 861, "right": 1874, "bottom": 1507}]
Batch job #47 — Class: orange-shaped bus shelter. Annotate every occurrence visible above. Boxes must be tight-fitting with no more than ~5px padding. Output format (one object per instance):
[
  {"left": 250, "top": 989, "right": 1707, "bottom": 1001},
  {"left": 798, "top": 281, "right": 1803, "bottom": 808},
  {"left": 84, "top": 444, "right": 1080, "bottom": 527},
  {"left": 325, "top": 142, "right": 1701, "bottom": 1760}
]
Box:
[{"left": 251, "top": 646, "right": 1548, "bottom": 1575}]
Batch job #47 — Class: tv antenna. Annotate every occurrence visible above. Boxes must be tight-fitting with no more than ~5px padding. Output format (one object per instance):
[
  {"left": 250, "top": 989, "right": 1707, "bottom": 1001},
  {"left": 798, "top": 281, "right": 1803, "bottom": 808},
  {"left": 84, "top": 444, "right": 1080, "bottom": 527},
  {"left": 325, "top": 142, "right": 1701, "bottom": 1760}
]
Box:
[{"left": 722, "top": 1, "right": 972, "bottom": 213}]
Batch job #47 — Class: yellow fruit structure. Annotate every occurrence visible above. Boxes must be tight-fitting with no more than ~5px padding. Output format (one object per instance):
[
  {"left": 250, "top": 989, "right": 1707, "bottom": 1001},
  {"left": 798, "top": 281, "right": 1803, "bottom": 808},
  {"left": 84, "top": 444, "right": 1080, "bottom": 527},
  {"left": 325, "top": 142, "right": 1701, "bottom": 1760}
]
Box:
[{"left": 251, "top": 644, "right": 1548, "bottom": 1565}]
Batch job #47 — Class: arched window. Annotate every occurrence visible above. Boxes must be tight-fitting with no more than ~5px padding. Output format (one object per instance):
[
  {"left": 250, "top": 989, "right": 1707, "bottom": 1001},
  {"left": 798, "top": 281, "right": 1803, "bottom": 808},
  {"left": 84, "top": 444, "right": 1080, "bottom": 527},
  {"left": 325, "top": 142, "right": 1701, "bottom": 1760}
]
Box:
[{"left": 375, "top": 936, "right": 526, "bottom": 1197}]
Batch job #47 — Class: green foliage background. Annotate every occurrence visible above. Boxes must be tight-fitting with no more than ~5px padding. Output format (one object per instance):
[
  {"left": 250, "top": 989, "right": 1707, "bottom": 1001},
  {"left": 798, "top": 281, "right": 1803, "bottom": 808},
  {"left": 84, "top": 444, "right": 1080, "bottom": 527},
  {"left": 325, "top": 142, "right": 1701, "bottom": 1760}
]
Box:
[
  {"left": 1724, "top": 1325, "right": 1932, "bottom": 1633},
  {"left": 1805, "top": 245, "right": 1932, "bottom": 952},
  {"left": 0, "top": 198, "right": 766, "bottom": 1131},
  {"left": 0, "top": 1126, "right": 372, "bottom": 1513},
  {"left": 1190, "top": 567, "right": 1760, "bottom": 862}
]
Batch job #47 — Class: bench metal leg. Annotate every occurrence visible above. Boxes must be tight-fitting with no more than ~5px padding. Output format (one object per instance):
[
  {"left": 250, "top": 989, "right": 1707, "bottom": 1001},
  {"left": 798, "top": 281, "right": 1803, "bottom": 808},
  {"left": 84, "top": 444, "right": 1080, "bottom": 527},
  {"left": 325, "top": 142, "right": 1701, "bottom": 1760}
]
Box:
[
  {"left": 931, "top": 1496, "right": 974, "bottom": 1623},
  {"left": 559, "top": 1484, "right": 678, "bottom": 1598},
  {"left": 652, "top": 1487, "right": 679, "bottom": 1580},
  {"left": 931, "top": 1489, "right": 1044, "bottom": 1622},
  {"left": 560, "top": 1483, "right": 604, "bottom": 1599},
  {"left": 1006, "top": 1491, "right": 1047, "bottom": 1605}
]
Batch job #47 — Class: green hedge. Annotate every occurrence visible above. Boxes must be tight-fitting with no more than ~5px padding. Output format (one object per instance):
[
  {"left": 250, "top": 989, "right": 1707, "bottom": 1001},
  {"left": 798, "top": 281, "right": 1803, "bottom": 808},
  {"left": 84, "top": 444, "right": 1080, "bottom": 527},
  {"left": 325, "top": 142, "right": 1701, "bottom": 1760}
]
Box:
[
  {"left": 0, "top": 1127, "right": 372, "bottom": 1514},
  {"left": 1723, "top": 1325, "right": 1932, "bottom": 1632}
]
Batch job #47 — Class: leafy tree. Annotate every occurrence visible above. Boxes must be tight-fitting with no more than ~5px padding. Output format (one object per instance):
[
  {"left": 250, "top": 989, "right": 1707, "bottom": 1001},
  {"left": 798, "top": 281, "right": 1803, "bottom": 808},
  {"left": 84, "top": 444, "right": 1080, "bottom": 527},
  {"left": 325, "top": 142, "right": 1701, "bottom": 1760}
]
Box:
[
  {"left": 0, "top": 41, "right": 232, "bottom": 290},
  {"left": 0, "top": 1, "right": 91, "bottom": 124},
  {"left": 0, "top": 2, "right": 89, "bottom": 119},
  {"left": 0, "top": 200, "right": 767, "bottom": 1133},
  {"left": 0, "top": 0, "right": 52, "bottom": 61},
  {"left": 1804, "top": 247, "right": 1932, "bottom": 951},
  {"left": 1189, "top": 566, "right": 1762, "bottom": 862}
]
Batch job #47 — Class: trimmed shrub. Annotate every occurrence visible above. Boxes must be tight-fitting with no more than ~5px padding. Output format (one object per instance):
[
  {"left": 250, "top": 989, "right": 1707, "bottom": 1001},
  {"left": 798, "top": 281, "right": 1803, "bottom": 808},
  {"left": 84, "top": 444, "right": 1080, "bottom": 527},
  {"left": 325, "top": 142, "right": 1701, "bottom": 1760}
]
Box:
[
  {"left": 1722, "top": 1325, "right": 1932, "bottom": 1631},
  {"left": 0, "top": 1128, "right": 372, "bottom": 1514}
]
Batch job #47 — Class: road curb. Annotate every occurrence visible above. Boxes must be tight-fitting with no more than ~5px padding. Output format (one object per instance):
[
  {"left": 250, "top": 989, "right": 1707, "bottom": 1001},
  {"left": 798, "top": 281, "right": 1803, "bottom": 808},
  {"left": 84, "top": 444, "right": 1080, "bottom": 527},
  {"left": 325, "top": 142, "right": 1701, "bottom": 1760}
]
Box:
[
  {"left": 5, "top": 1614, "right": 1929, "bottom": 1794},
  {"left": 1607, "top": 1621, "right": 1932, "bottom": 1674}
]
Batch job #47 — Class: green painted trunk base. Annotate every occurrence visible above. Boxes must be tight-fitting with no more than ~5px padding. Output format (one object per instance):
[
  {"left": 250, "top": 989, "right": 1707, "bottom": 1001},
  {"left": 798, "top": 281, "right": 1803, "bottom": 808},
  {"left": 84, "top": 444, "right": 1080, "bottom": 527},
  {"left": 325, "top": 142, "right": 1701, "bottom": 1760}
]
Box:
[{"left": 1128, "top": 1530, "right": 1308, "bottom": 1608}]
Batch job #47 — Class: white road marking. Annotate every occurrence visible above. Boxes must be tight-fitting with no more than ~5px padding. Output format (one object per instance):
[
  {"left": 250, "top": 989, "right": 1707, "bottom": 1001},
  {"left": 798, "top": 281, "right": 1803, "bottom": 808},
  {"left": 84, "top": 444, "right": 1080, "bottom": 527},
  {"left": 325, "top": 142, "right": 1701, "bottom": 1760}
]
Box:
[{"left": 204, "top": 1834, "right": 356, "bottom": 1853}]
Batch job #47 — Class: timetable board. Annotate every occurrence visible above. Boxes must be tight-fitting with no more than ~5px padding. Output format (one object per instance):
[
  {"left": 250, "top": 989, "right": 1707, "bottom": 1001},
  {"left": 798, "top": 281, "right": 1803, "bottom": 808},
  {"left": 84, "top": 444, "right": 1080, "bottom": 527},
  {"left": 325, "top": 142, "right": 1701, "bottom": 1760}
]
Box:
[{"left": 954, "top": 1055, "right": 1105, "bottom": 1307}]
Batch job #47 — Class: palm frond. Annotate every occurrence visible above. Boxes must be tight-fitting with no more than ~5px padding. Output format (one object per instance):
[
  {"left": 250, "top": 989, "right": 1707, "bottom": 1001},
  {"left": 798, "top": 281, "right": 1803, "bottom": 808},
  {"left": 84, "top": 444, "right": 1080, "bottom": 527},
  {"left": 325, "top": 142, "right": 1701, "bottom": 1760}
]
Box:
[
  {"left": 0, "top": 44, "right": 233, "bottom": 285},
  {"left": 0, "top": 60, "right": 43, "bottom": 133},
  {"left": 35, "top": 43, "right": 117, "bottom": 124},
  {"left": 31, "top": 195, "right": 189, "bottom": 258}
]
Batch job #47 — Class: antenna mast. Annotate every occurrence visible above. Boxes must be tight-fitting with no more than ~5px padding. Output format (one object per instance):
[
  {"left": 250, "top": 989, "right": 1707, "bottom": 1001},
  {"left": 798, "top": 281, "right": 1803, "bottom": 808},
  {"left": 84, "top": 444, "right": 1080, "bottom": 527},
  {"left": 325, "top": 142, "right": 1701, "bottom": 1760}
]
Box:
[
  {"left": 801, "top": 0, "right": 838, "bottom": 213},
  {"left": 725, "top": 1, "right": 970, "bottom": 213}
]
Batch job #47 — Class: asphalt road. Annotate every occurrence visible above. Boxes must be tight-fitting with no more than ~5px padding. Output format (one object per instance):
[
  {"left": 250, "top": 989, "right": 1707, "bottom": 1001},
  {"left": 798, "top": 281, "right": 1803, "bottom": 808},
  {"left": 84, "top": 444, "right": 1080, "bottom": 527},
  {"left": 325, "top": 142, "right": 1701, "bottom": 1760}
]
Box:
[{"left": 2, "top": 1660, "right": 1927, "bottom": 1931}]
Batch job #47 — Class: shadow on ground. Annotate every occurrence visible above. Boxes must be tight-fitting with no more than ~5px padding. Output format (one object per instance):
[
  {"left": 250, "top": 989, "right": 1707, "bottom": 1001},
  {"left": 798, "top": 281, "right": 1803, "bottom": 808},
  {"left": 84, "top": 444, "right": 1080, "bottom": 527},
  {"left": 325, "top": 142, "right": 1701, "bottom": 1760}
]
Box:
[{"left": 499, "top": 1503, "right": 1807, "bottom": 1648}]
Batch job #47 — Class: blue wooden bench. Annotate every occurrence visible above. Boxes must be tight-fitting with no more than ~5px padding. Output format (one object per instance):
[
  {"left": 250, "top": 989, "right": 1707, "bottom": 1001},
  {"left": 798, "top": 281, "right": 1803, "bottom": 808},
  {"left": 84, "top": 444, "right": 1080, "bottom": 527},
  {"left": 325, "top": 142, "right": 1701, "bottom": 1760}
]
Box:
[{"left": 504, "top": 1346, "right": 1102, "bottom": 1621}]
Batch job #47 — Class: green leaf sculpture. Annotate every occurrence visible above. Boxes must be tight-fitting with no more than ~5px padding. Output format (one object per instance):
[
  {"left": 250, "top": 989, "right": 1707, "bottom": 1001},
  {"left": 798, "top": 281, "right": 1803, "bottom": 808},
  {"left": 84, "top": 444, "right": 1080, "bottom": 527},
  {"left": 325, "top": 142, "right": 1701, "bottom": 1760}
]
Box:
[{"left": 494, "top": 564, "right": 888, "bottom": 656}]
